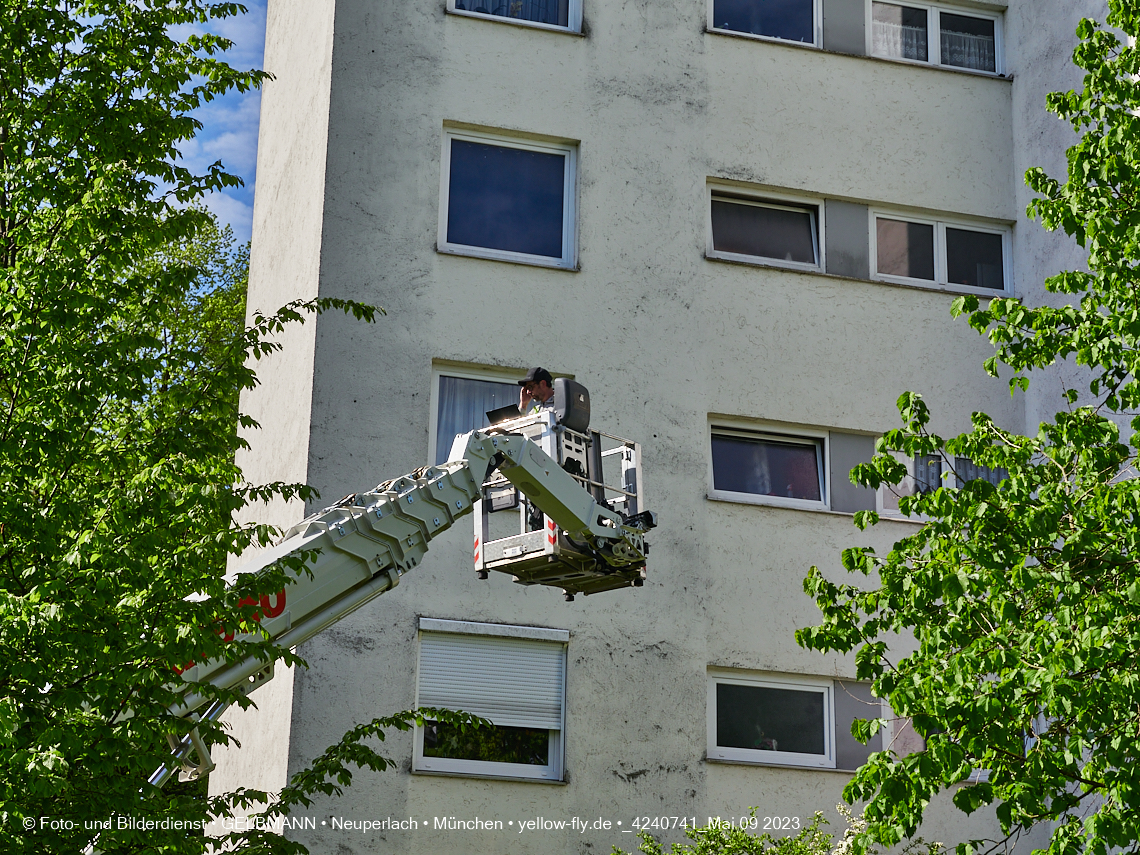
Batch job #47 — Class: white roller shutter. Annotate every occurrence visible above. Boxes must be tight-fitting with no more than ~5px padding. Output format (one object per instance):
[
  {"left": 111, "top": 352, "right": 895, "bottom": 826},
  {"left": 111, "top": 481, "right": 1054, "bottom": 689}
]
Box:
[{"left": 418, "top": 631, "right": 565, "bottom": 730}]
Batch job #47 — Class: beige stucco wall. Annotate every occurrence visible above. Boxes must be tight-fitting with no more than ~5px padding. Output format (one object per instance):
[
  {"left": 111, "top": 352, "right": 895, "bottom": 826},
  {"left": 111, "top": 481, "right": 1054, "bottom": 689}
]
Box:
[
  {"left": 208, "top": 0, "right": 338, "bottom": 804},
  {"left": 214, "top": 0, "right": 1099, "bottom": 852}
]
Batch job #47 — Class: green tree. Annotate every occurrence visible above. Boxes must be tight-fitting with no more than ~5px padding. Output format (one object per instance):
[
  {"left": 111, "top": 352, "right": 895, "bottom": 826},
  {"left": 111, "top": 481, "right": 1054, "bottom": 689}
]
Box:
[
  {"left": 797, "top": 5, "right": 1140, "bottom": 855},
  {"left": 0, "top": 4, "right": 482, "bottom": 853}
]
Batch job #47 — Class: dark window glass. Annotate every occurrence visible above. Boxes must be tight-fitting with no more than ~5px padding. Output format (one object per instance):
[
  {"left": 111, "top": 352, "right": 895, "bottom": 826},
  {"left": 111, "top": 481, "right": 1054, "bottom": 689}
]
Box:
[
  {"left": 946, "top": 227, "right": 1004, "bottom": 289},
  {"left": 716, "top": 683, "right": 826, "bottom": 755},
  {"left": 711, "top": 198, "right": 817, "bottom": 264},
  {"left": 872, "top": 2, "right": 928, "bottom": 61},
  {"left": 447, "top": 140, "right": 566, "bottom": 259},
  {"left": 424, "top": 720, "right": 549, "bottom": 766},
  {"left": 876, "top": 218, "right": 935, "bottom": 281},
  {"left": 455, "top": 0, "right": 570, "bottom": 27},
  {"left": 711, "top": 434, "right": 822, "bottom": 501},
  {"left": 940, "top": 13, "right": 995, "bottom": 72},
  {"left": 712, "top": 0, "right": 814, "bottom": 43},
  {"left": 436, "top": 376, "right": 518, "bottom": 464}
]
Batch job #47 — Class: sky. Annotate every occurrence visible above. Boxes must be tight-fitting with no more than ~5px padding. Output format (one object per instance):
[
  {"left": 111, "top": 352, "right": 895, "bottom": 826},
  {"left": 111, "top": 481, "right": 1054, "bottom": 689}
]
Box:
[{"left": 173, "top": 1, "right": 269, "bottom": 247}]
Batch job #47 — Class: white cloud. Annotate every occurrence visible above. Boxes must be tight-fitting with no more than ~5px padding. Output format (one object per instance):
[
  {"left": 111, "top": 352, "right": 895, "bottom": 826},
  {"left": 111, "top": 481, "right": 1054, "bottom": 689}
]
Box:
[
  {"left": 203, "top": 192, "right": 255, "bottom": 247},
  {"left": 187, "top": 90, "right": 262, "bottom": 178},
  {"left": 170, "top": 1, "right": 267, "bottom": 244}
]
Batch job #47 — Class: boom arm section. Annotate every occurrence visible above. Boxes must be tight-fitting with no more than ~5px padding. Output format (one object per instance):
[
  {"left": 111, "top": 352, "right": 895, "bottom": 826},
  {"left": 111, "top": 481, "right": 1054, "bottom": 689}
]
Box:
[{"left": 156, "top": 429, "right": 653, "bottom": 786}]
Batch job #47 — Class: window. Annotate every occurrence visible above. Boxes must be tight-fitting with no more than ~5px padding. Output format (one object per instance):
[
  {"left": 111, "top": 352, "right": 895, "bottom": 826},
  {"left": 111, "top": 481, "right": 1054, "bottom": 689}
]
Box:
[
  {"left": 871, "top": 2, "right": 1001, "bottom": 74},
  {"left": 711, "top": 428, "right": 826, "bottom": 507},
  {"left": 448, "top": 0, "right": 581, "bottom": 33},
  {"left": 708, "top": 423, "right": 876, "bottom": 513},
  {"left": 707, "top": 671, "right": 883, "bottom": 769},
  {"left": 872, "top": 212, "right": 1009, "bottom": 293},
  {"left": 879, "top": 453, "right": 1007, "bottom": 514},
  {"left": 432, "top": 368, "right": 521, "bottom": 464},
  {"left": 438, "top": 129, "right": 577, "bottom": 269},
  {"left": 708, "top": 188, "right": 821, "bottom": 271},
  {"left": 708, "top": 0, "right": 820, "bottom": 45},
  {"left": 415, "top": 618, "right": 567, "bottom": 781}
]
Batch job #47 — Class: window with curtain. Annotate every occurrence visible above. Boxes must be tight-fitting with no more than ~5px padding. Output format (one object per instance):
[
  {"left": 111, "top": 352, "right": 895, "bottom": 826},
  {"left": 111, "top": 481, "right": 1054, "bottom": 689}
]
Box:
[
  {"left": 871, "top": 2, "right": 1000, "bottom": 74},
  {"left": 710, "top": 429, "right": 825, "bottom": 504},
  {"left": 415, "top": 619, "right": 567, "bottom": 781},
  {"left": 872, "top": 2, "right": 928, "bottom": 62},
  {"left": 940, "top": 12, "right": 996, "bottom": 73},
  {"left": 435, "top": 374, "right": 519, "bottom": 464}
]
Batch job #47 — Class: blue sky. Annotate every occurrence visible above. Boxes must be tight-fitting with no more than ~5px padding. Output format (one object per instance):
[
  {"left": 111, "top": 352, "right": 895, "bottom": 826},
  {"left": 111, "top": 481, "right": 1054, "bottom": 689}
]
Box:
[{"left": 174, "top": 1, "right": 268, "bottom": 246}]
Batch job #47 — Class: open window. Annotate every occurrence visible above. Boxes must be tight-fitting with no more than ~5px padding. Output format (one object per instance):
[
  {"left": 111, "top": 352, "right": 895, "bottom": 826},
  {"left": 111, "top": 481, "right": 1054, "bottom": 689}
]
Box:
[{"left": 708, "top": 187, "right": 822, "bottom": 272}]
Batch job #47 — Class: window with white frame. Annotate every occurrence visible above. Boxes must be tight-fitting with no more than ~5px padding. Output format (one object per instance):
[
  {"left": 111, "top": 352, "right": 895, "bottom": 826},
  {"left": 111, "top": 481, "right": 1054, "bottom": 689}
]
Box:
[
  {"left": 872, "top": 212, "right": 1009, "bottom": 293},
  {"left": 710, "top": 427, "right": 827, "bottom": 508},
  {"left": 415, "top": 618, "right": 567, "bottom": 782},
  {"left": 707, "top": 671, "right": 883, "bottom": 769},
  {"left": 880, "top": 452, "right": 1007, "bottom": 513},
  {"left": 448, "top": 0, "right": 581, "bottom": 32},
  {"left": 708, "top": 188, "right": 821, "bottom": 271},
  {"left": 431, "top": 367, "right": 522, "bottom": 464},
  {"left": 709, "top": 423, "right": 877, "bottom": 513},
  {"left": 708, "top": 0, "right": 819, "bottom": 45},
  {"left": 438, "top": 129, "right": 577, "bottom": 269},
  {"left": 871, "top": 2, "right": 1002, "bottom": 74}
]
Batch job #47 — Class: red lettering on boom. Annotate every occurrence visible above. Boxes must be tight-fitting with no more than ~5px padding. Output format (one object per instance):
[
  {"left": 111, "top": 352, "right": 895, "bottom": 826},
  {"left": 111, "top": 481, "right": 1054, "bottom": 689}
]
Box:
[{"left": 260, "top": 589, "right": 286, "bottom": 618}]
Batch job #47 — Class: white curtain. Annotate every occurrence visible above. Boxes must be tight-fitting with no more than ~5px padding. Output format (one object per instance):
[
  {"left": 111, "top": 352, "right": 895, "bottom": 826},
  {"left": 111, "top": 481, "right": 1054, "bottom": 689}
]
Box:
[
  {"left": 436, "top": 375, "right": 518, "bottom": 464},
  {"left": 940, "top": 29, "right": 995, "bottom": 71},
  {"left": 872, "top": 19, "right": 927, "bottom": 60}
]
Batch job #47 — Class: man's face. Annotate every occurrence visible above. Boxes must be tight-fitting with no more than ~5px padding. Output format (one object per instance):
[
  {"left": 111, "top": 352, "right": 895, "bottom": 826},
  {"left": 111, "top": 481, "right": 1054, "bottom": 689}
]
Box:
[{"left": 520, "top": 380, "right": 553, "bottom": 407}]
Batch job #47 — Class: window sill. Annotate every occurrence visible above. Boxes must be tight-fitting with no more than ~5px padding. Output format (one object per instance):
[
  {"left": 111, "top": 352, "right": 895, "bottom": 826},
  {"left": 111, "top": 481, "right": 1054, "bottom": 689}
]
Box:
[
  {"left": 704, "top": 27, "right": 1012, "bottom": 82},
  {"left": 706, "top": 493, "right": 923, "bottom": 525},
  {"left": 703, "top": 253, "right": 1012, "bottom": 300},
  {"left": 707, "top": 489, "right": 827, "bottom": 514},
  {"left": 705, "top": 25, "right": 820, "bottom": 51},
  {"left": 445, "top": 8, "right": 584, "bottom": 36},
  {"left": 411, "top": 768, "right": 568, "bottom": 785},
  {"left": 437, "top": 244, "right": 579, "bottom": 271},
  {"left": 705, "top": 757, "right": 862, "bottom": 774},
  {"left": 872, "top": 273, "right": 1009, "bottom": 298},
  {"left": 868, "top": 52, "right": 1008, "bottom": 80},
  {"left": 706, "top": 248, "right": 821, "bottom": 274}
]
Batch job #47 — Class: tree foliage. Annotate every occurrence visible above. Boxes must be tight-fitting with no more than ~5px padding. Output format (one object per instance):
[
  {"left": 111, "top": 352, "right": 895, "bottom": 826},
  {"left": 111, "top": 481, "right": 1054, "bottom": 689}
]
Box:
[
  {"left": 0, "top": 4, "right": 478, "bottom": 853},
  {"left": 610, "top": 808, "right": 941, "bottom": 855},
  {"left": 798, "top": 5, "right": 1140, "bottom": 855}
]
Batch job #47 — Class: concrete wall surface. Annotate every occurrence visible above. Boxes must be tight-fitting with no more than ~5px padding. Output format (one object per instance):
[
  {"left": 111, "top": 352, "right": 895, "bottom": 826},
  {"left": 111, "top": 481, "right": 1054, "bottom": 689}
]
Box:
[{"left": 214, "top": 0, "right": 1103, "bottom": 852}]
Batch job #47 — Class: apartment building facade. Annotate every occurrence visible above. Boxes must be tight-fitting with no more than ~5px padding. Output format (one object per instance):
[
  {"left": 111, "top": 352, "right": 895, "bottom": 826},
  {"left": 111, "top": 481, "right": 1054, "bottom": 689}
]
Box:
[{"left": 210, "top": 0, "right": 1102, "bottom": 851}]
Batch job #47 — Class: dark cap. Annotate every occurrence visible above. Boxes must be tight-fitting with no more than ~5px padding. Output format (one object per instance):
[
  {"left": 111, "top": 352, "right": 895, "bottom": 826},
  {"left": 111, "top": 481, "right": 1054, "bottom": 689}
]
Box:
[{"left": 518, "top": 367, "right": 553, "bottom": 386}]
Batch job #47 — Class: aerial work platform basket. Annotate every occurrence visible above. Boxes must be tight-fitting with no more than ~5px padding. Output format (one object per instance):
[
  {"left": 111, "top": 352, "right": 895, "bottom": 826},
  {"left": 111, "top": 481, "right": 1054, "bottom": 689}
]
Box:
[{"left": 470, "top": 401, "right": 648, "bottom": 600}]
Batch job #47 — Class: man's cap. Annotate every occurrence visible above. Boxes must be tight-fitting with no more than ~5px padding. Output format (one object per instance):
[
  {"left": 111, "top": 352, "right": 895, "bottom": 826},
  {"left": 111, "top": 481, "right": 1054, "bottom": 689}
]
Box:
[{"left": 518, "top": 367, "right": 554, "bottom": 386}]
